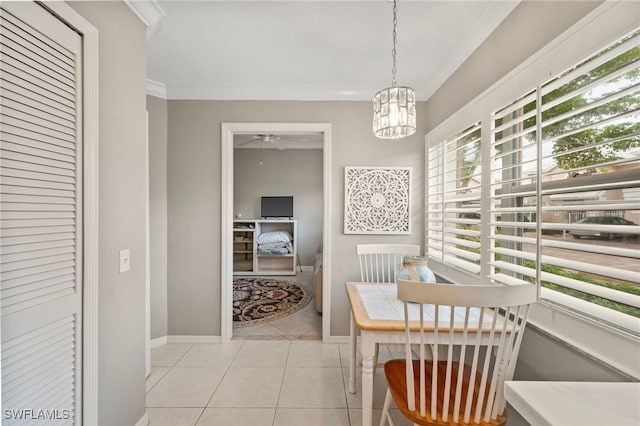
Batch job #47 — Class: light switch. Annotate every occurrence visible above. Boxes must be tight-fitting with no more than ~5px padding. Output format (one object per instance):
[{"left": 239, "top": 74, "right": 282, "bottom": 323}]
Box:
[{"left": 119, "top": 249, "right": 130, "bottom": 273}]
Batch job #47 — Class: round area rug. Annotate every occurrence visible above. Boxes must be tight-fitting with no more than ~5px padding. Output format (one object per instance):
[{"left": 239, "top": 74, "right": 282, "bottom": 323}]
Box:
[{"left": 233, "top": 277, "right": 311, "bottom": 327}]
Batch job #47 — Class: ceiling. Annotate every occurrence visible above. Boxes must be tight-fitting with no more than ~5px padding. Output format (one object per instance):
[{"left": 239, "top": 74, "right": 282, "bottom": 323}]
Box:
[{"left": 141, "top": 0, "right": 520, "bottom": 101}]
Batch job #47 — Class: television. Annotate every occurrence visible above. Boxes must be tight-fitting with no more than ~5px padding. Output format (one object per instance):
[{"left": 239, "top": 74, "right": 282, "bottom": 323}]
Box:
[{"left": 261, "top": 196, "right": 293, "bottom": 219}]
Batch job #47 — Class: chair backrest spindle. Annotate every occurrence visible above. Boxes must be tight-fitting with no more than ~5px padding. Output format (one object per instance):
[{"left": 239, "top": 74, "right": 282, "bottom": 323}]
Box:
[
  {"left": 356, "top": 244, "right": 421, "bottom": 283},
  {"left": 431, "top": 304, "right": 439, "bottom": 421},
  {"left": 404, "top": 302, "right": 415, "bottom": 412},
  {"left": 393, "top": 280, "right": 536, "bottom": 426}
]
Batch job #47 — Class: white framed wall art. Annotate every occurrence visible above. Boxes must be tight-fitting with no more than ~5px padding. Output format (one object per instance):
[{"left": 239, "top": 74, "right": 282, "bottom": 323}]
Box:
[{"left": 344, "top": 166, "right": 411, "bottom": 234}]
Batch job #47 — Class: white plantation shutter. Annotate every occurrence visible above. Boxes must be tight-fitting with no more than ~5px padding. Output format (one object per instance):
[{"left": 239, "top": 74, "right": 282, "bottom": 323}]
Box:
[
  {"left": 1, "top": 2, "right": 82, "bottom": 424},
  {"left": 486, "top": 29, "right": 640, "bottom": 329},
  {"left": 489, "top": 89, "right": 538, "bottom": 286},
  {"left": 536, "top": 29, "right": 640, "bottom": 325},
  {"left": 428, "top": 28, "right": 639, "bottom": 333},
  {"left": 426, "top": 142, "right": 444, "bottom": 261},
  {"left": 425, "top": 3, "right": 639, "bottom": 374},
  {"left": 427, "top": 122, "right": 482, "bottom": 275}
]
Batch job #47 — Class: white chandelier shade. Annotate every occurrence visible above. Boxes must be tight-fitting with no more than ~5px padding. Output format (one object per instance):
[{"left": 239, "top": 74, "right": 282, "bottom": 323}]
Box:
[{"left": 373, "top": 85, "right": 416, "bottom": 139}]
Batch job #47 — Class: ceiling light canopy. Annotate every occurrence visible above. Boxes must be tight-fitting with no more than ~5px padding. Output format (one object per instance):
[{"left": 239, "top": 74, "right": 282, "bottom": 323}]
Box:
[{"left": 373, "top": 0, "right": 416, "bottom": 140}]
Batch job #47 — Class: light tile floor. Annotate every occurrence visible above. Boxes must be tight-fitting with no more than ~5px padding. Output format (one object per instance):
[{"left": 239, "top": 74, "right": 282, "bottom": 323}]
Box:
[
  {"left": 148, "top": 272, "right": 529, "bottom": 425},
  {"left": 147, "top": 340, "right": 414, "bottom": 426}
]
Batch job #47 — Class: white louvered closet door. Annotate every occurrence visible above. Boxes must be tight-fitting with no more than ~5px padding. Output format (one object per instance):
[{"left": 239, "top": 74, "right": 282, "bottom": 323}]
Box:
[{"left": 1, "top": 2, "right": 83, "bottom": 424}]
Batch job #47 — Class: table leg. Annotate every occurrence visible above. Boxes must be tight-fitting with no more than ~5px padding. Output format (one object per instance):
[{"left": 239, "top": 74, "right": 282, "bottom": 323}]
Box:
[
  {"left": 349, "top": 314, "right": 357, "bottom": 394},
  {"left": 361, "top": 332, "right": 375, "bottom": 426}
]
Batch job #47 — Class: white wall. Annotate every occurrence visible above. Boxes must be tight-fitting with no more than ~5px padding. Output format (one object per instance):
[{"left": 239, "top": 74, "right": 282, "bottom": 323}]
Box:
[
  {"left": 234, "top": 148, "right": 323, "bottom": 265},
  {"left": 515, "top": 327, "right": 628, "bottom": 381},
  {"left": 68, "top": 1, "right": 148, "bottom": 424}
]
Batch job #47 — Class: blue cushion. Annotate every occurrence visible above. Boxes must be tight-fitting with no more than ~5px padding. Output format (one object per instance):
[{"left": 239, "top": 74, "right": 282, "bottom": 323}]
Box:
[{"left": 396, "top": 265, "right": 436, "bottom": 283}]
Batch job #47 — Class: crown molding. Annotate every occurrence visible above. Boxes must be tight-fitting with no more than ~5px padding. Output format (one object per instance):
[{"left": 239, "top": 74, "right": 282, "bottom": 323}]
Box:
[
  {"left": 146, "top": 79, "right": 167, "bottom": 99},
  {"left": 162, "top": 86, "right": 429, "bottom": 101},
  {"left": 124, "top": 0, "right": 165, "bottom": 37}
]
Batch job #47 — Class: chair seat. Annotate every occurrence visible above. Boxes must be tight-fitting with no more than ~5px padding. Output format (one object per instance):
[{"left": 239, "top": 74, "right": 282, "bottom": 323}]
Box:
[{"left": 384, "top": 359, "right": 507, "bottom": 426}]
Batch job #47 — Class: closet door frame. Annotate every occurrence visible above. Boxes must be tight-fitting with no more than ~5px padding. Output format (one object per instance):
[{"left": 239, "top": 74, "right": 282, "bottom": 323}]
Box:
[{"left": 36, "top": 2, "right": 99, "bottom": 424}]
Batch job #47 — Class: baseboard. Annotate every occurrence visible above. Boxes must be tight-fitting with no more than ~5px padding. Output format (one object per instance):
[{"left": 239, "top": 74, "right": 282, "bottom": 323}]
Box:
[
  {"left": 135, "top": 411, "right": 149, "bottom": 426},
  {"left": 150, "top": 336, "right": 167, "bottom": 348},
  {"left": 326, "top": 335, "right": 351, "bottom": 344},
  {"left": 160, "top": 334, "right": 353, "bottom": 345},
  {"left": 167, "top": 335, "right": 221, "bottom": 344}
]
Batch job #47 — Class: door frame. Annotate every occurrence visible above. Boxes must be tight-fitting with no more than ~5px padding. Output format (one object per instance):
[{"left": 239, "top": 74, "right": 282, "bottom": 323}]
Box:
[
  {"left": 41, "top": 3, "right": 99, "bottom": 424},
  {"left": 221, "top": 123, "right": 332, "bottom": 342}
]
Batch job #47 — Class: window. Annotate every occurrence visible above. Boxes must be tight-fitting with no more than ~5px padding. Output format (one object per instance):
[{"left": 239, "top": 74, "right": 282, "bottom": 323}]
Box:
[
  {"left": 537, "top": 30, "right": 640, "bottom": 330},
  {"left": 427, "top": 122, "right": 482, "bottom": 275},
  {"left": 490, "top": 90, "right": 538, "bottom": 290},
  {"left": 427, "top": 26, "right": 640, "bottom": 336},
  {"left": 487, "top": 28, "right": 640, "bottom": 331}
]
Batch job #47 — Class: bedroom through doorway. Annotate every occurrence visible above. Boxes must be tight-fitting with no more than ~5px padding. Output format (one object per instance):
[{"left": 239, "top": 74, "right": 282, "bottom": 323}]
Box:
[{"left": 221, "top": 123, "right": 332, "bottom": 342}]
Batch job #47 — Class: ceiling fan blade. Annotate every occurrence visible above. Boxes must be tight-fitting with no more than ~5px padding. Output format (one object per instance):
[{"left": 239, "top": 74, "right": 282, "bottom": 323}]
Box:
[
  {"left": 256, "top": 134, "right": 280, "bottom": 143},
  {"left": 235, "top": 138, "right": 258, "bottom": 146}
]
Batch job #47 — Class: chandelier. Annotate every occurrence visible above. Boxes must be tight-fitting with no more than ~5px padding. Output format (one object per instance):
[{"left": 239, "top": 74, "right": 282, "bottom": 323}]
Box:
[{"left": 373, "top": 0, "right": 416, "bottom": 139}]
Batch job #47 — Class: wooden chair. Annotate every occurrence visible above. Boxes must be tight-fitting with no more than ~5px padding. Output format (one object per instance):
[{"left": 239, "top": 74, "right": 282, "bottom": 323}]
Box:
[
  {"left": 352, "top": 244, "right": 421, "bottom": 383},
  {"left": 380, "top": 280, "right": 536, "bottom": 426}
]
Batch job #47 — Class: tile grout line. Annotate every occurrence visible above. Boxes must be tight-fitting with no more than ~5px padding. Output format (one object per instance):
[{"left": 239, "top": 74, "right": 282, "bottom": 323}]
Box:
[
  {"left": 337, "top": 342, "right": 356, "bottom": 426},
  {"left": 173, "top": 344, "right": 195, "bottom": 366},
  {"left": 271, "top": 340, "right": 293, "bottom": 425},
  {"left": 144, "top": 366, "right": 171, "bottom": 396},
  {"left": 188, "top": 340, "right": 246, "bottom": 426},
  {"left": 146, "top": 344, "right": 195, "bottom": 399},
  {"left": 147, "top": 344, "right": 194, "bottom": 422}
]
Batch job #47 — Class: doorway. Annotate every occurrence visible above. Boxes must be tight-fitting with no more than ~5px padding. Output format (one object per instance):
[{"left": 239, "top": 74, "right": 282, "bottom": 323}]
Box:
[{"left": 221, "top": 123, "right": 332, "bottom": 342}]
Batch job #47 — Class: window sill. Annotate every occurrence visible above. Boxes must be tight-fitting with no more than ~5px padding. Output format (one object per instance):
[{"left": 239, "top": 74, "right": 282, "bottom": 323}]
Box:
[
  {"left": 529, "top": 291, "right": 640, "bottom": 380},
  {"left": 431, "top": 260, "right": 640, "bottom": 379}
]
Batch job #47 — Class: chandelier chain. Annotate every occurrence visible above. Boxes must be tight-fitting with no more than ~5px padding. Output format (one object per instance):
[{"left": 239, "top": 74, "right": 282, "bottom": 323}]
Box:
[
  {"left": 372, "top": 0, "right": 416, "bottom": 139},
  {"left": 391, "top": 0, "right": 397, "bottom": 87}
]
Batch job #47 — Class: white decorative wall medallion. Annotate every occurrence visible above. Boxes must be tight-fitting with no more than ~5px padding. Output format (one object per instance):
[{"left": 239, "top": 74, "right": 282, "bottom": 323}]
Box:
[{"left": 344, "top": 167, "right": 411, "bottom": 234}]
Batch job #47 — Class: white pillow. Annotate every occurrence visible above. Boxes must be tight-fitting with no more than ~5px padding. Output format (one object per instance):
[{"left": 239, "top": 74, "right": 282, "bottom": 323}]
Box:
[{"left": 257, "top": 230, "right": 292, "bottom": 244}]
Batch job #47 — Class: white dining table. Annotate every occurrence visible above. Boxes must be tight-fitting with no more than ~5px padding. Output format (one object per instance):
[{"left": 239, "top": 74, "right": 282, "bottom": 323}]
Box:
[
  {"left": 505, "top": 381, "right": 640, "bottom": 426},
  {"left": 345, "top": 282, "right": 491, "bottom": 426}
]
